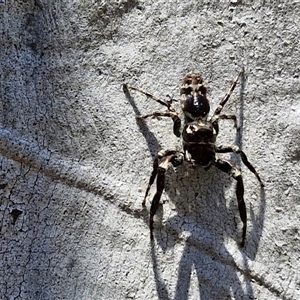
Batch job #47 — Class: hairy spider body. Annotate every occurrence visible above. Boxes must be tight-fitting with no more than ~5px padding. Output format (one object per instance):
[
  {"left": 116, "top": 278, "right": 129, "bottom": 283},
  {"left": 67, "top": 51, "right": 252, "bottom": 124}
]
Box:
[
  {"left": 123, "top": 69, "right": 264, "bottom": 247},
  {"left": 182, "top": 120, "right": 216, "bottom": 168},
  {"left": 180, "top": 72, "right": 210, "bottom": 120}
]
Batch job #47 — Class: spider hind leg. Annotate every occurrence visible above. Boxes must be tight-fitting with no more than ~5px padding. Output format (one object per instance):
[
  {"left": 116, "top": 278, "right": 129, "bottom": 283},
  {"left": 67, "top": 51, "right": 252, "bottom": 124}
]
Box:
[
  {"left": 143, "top": 150, "right": 183, "bottom": 239},
  {"left": 216, "top": 144, "right": 264, "bottom": 187},
  {"left": 215, "top": 158, "right": 246, "bottom": 247}
]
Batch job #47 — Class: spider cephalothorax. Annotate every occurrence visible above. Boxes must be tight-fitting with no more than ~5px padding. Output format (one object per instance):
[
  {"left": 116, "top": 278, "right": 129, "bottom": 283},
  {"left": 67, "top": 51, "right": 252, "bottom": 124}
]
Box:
[
  {"left": 123, "top": 68, "right": 264, "bottom": 247},
  {"left": 180, "top": 72, "right": 210, "bottom": 120}
]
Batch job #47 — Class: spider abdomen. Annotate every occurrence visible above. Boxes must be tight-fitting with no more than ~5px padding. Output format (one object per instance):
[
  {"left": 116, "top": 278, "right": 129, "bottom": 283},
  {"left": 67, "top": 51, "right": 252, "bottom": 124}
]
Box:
[
  {"left": 182, "top": 120, "right": 216, "bottom": 167},
  {"left": 184, "top": 144, "right": 216, "bottom": 167}
]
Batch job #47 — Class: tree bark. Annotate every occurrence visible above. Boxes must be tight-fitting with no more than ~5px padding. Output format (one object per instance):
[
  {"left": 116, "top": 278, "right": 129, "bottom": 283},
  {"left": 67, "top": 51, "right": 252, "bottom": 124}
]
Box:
[{"left": 1, "top": 1, "right": 300, "bottom": 299}]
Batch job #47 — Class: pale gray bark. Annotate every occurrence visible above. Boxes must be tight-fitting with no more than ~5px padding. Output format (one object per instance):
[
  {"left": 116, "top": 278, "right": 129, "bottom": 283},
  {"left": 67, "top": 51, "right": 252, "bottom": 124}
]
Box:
[{"left": 1, "top": 1, "right": 300, "bottom": 299}]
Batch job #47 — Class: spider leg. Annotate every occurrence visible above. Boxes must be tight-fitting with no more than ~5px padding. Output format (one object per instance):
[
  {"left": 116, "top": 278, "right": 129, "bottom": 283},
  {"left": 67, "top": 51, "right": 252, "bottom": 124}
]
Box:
[
  {"left": 211, "top": 114, "right": 238, "bottom": 135},
  {"left": 142, "top": 150, "right": 179, "bottom": 205},
  {"left": 213, "top": 67, "right": 244, "bottom": 116},
  {"left": 123, "top": 84, "right": 173, "bottom": 110},
  {"left": 123, "top": 84, "right": 181, "bottom": 137},
  {"left": 137, "top": 111, "right": 181, "bottom": 137},
  {"left": 143, "top": 150, "right": 182, "bottom": 239},
  {"left": 149, "top": 164, "right": 166, "bottom": 240},
  {"left": 216, "top": 145, "right": 264, "bottom": 187},
  {"left": 215, "top": 158, "right": 246, "bottom": 247},
  {"left": 142, "top": 156, "right": 159, "bottom": 206}
]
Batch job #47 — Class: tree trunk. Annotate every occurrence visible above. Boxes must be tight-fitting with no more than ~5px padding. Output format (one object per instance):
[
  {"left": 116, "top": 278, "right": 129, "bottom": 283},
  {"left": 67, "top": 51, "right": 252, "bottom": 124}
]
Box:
[{"left": 1, "top": 1, "right": 299, "bottom": 299}]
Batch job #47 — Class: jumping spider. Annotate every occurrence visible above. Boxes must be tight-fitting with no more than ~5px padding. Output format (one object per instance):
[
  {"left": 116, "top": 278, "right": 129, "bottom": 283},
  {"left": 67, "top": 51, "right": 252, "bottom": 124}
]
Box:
[{"left": 123, "top": 68, "right": 264, "bottom": 246}]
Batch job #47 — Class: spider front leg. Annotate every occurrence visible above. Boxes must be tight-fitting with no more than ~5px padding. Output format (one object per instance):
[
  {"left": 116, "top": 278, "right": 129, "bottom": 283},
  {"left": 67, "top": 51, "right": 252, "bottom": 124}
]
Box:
[
  {"left": 213, "top": 67, "right": 244, "bottom": 116},
  {"left": 123, "top": 84, "right": 174, "bottom": 110},
  {"left": 137, "top": 111, "right": 181, "bottom": 137},
  {"left": 215, "top": 158, "right": 246, "bottom": 247},
  {"left": 216, "top": 145, "right": 264, "bottom": 187},
  {"left": 211, "top": 114, "right": 238, "bottom": 135},
  {"left": 123, "top": 83, "right": 181, "bottom": 137},
  {"left": 211, "top": 68, "right": 244, "bottom": 135},
  {"left": 143, "top": 150, "right": 183, "bottom": 239}
]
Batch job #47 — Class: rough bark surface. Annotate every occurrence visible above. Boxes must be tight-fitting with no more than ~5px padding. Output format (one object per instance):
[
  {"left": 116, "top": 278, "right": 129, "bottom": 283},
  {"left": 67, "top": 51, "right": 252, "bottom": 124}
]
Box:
[{"left": 1, "top": 1, "right": 300, "bottom": 299}]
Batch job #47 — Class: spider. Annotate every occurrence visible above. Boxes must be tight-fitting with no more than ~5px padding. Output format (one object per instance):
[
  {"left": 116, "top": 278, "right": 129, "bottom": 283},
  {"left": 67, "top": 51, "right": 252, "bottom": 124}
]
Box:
[{"left": 123, "top": 68, "right": 264, "bottom": 246}]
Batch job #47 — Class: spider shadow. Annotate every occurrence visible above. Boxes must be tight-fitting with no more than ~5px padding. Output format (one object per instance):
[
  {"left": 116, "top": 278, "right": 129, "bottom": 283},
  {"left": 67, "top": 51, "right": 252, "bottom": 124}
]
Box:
[
  {"left": 124, "top": 72, "right": 265, "bottom": 299},
  {"left": 123, "top": 84, "right": 161, "bottom": 159},
  {"left": 152, "top": 162, "right": 257, "bottom": 299},
  {"left": 231, "top": 70, "right": 266, "bottom": 262},
  {"left": 123, "top": 85, "right": 164, "bottom": 225}
]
